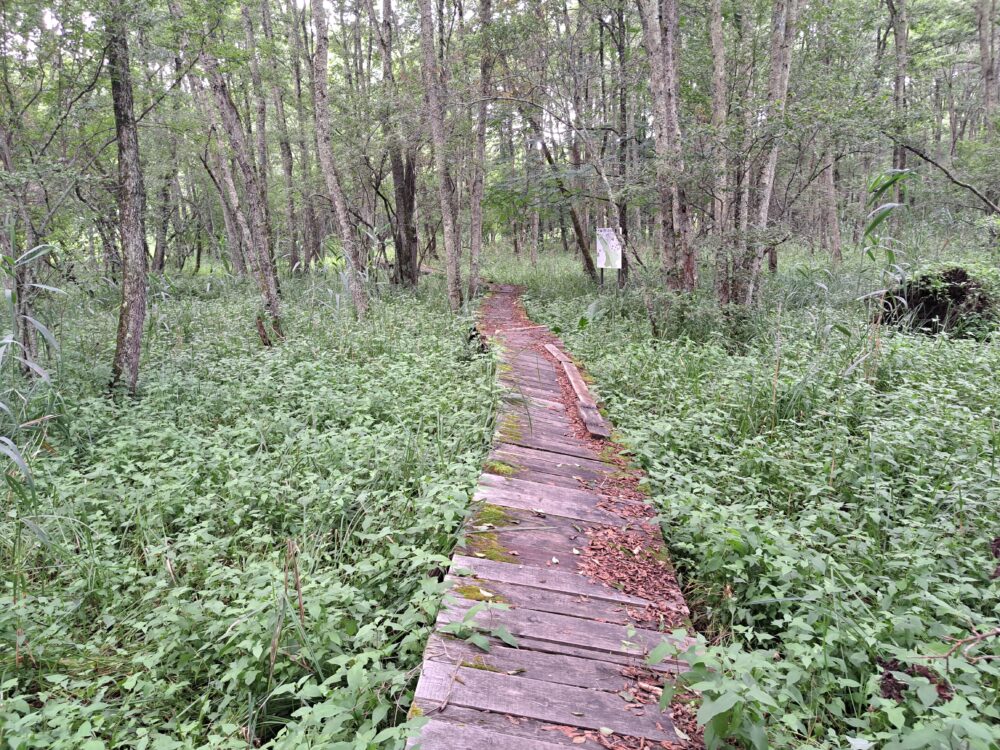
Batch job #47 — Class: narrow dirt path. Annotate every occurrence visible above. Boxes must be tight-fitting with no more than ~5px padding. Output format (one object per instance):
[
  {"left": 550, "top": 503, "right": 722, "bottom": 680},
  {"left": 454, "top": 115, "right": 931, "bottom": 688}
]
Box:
[{"left": 409, "top": 285, "right": 700, "bottom": 749}]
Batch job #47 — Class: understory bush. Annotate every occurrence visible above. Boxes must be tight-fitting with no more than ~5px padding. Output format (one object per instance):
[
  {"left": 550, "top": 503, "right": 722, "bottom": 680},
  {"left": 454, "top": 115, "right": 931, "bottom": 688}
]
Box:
[
  {"left": 503, "top": 251, "right": 1000, "bottom": 750},
  {"left": 1, "top": 276, "right": 496, "bottom": 749}
]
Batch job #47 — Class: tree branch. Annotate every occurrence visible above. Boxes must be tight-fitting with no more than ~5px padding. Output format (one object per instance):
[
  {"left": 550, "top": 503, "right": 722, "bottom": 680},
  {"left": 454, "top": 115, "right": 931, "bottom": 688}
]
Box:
[{"left": 887, "top": 134, "right": 1000, "bottom": 214}]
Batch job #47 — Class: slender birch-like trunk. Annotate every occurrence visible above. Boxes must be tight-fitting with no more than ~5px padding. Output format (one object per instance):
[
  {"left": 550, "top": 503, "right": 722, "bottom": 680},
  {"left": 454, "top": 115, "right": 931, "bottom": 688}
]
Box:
[
  {"left": 311, "top": 0, "right": 369, "bottom": 317},
  {"left": 742, "top": 0, "right": 799, "bottom": 303},
  {"left": 417, "top": 0, "right": 463, "bottom": 311},
  {"left": 978, "top": 0, "right": 996, "bottom": 129},
  {"left": 468, "top": 0, "right": 493, "bottom": 298},
  {"left": 261, "top": 1, "right": 300, "bottom": 272}
]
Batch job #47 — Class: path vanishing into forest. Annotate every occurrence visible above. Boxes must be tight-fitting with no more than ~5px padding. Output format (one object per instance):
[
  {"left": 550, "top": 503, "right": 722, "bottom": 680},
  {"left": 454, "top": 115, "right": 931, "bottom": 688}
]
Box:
[{"left": 409, "top": 286, "right": 699, "bottom": 749}]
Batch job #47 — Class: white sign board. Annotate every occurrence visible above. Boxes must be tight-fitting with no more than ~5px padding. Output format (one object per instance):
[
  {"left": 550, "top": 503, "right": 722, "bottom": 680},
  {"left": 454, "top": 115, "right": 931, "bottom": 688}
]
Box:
[{"left": 595, "top": 228, "right": 622, "bottom": 270}]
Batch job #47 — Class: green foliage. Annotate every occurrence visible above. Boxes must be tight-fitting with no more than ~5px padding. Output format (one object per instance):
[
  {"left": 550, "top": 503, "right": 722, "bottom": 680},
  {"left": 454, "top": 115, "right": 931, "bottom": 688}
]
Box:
[
  {"left": 491, "top": 249, "right": 1000, "bottom": 749},
  {"left": 0, "top": 275, "right": 496, "bottom": 748}
]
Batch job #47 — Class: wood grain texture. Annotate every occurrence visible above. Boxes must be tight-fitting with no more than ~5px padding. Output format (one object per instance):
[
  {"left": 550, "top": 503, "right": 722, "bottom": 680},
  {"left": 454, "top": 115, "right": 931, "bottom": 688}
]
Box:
[
  {"left": 449, "top": 555, "right": 647, "bottom": 605},
  {"left": 415, "top": 662, "right": 678, "bottom": 741},
  {"left": 561, "top": 361, "right": 597, "bottom": 408},
  {"left": 408, "top": 718, "right": 574, "bottom": 749},
  {"left": 544, "top": 343, "right": 572, "bottom": 363}
]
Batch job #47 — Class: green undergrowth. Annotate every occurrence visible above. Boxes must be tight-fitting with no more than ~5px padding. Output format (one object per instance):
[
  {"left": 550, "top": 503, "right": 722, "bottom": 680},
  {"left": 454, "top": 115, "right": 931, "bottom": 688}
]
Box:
[
  {"left": 1, "top": 274, "right": 497, "bottom": 748},
  {"left": 485, "top": 248, "right": 1000, "bottom": 749}
]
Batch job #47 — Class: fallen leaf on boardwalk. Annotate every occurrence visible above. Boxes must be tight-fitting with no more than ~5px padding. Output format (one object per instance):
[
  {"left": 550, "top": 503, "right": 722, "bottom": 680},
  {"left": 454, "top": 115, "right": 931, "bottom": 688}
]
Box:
[{"left": 578, "top": 526, "right": 689, "bottom": 628}]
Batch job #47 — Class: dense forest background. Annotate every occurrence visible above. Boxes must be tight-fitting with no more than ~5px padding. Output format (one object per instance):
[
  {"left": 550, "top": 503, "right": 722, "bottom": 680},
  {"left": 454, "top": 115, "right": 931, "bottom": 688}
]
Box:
[
  {"left": 1, "top": 0, "right": 999, "bottom": 748},
  {"left": 2, "top": 0, "right": 998, "bottom": 384}
]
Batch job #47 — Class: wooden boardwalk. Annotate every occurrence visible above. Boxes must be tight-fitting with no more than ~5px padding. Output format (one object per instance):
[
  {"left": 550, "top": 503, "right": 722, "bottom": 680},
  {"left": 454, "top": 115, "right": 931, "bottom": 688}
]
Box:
[{"left": 409, "top": 286, "right": 693, "bottom": 749}]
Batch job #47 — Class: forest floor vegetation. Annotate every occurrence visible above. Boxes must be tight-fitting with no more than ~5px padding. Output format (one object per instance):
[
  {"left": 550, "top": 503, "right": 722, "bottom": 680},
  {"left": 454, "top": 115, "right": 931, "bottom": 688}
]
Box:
[{"left": 1, "top": 275, "right": 496, "bottom": 749}]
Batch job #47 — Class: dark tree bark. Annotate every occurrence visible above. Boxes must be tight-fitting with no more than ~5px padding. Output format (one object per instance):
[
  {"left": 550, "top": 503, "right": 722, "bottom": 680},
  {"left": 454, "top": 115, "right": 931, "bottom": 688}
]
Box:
[
  {"left": 364, "top": 0, "right": 420, "bottom": 286},
  {"left": 107, "top": 0, "right": 149, "bottom": 394}
]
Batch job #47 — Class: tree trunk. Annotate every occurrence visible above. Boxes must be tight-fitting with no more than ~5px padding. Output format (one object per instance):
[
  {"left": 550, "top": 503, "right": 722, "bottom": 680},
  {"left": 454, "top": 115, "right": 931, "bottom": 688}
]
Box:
[
  {"left": 468, "top": 0, "right": 493, "bottom": 298},
  {"left": 261, "top": 0, "right": 300, "bottom": 272},
  {"left": 107, "top": 0, "right": 149, "bottom": 394},
  {"left": 637, "top": 0, "right": 692, "bottom": 290},
  {"left": 418, "top": 0, "right": 463, "bottom": 311},
  {"left": 978, "top": 0, "right": 997, "bottom": 130},
  {"left": 201, "top": 52, "right": 283, "bottom": 336},
  {"left": 241, "top": 3, "right": 269, "bottom": 223},
  {"left": 202, "top": 149, "right": 249, "bottom": 274},
  {"left": 888, "top": 0, "right": 908, "bottom": 191},
  {"left": 742, "top": 0, "right": 799, "bottom": 304},
  {"left": 290, "top": 0, "right": 323, "bottom": 269},
  {"left": 151, "top": 175, "right": 171, "bottom": 273},
  {"left": 312, "top": 0, "right": 368, "bottom": 316},
  {"left": 710, "top": 0, "right": 728, "bottom": 235},
  {"left": 821, "top": 150, "right": 842, "bottom": 263},
  {"left": 364, "top": 0, "right": 420, "bottom": 286},
  {"left": 709, "top": 0, "right": 730, "bottom": 302}
]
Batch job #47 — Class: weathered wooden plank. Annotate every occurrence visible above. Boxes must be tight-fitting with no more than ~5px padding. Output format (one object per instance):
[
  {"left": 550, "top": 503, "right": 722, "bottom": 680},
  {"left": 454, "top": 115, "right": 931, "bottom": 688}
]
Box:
[
  {"left": 496, "top": 433, "right": 603, "bottom": 461},
  {"left": 503, "top": 417, "right": 578, "bottom": 440},
  {"left": 506, "top": 406, "right": 570, "bottom": 424},
  {"left": 486, "top": 460, "right": 593, "bottom": 490},
  {"left": 500, "top": 634, "right": 689, "bottom": 674},
  {"left": 445, "top": 576, "right": 633, "bottom": 623},
  {"left": 494, "top": 443, "right": 617, "bottom": 475},
  {"left": 511, "top": 370, "right": 558, "bottom": 381},
  {"left": 409, "top": 718, "right": 574, "bottom": 750},
  {"left": 414, "top": 662, "right": 678, "bottom": 742},
  {"left": 561, "top": 361, "right": 597, "bottom": 408},
  {"left": 544, "top": 343, "right": 572, "bottom": 363},
  {"left": 502, "top": 393, "right": 565, "bottom": 411},
  {"left": 502, "top": 385, "right": 566, "bottom": 404},
  {"left": 474, "top": 530, "right": 588, "bottom": 571},
  {"left": 449, "top": 555, "right": 647, "bottom": 605},
  {"left": 577, "top": 403, "right": 612, "bottom": 439},
  {"left": 423, "top": 632, "right": 630, "bottom": 689},
  {"left": 437, "top": 601, "right": 673, "bottom": 658},
  {"left": 500, "top": 404, "right": 574, "bottom": 424},
  {"left": 460, "top": 508, "right": 594, "bottom": 568},
  {"left": 501, "top": 397, "right": 568, "bottom": 416},
  {"left": 479, "top": 474, "right": 611, "bottom": 505},
  {"left": 474, "top": 484, "right": 622, "bottom": 526},
  {"left": 410, "top": 707, "right": 605, "bottom": 749}
]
